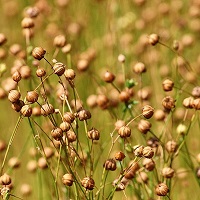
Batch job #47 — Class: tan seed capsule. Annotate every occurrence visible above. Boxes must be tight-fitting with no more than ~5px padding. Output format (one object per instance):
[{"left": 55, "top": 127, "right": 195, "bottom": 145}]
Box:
[
  {"left": 162, "top": 96, "right": 175, "bottom": 110},
  {"left": 59, "top": 121, "right": 70, "bottom": 132},
  {"left": 134, "top": 145, "right": 144, "bottom": 157},
  {"left": 53, "top": 35, "right": 66, "bottom": 48},
  {"left": 96, "top": 94, "right": 109, "bottom": 109},
  {"left": 154, "top": 109, "right": 166, "bottom": 121},
  {"left": 0, "top": 173, "right": 11, "bottom": 185},
  {"left": 0, "top": 33, "right": 7, "bottom": 46},
  {"left": 8, "top": 90, "right": 21, "bottom": 103},
  {"left": 81, "top": 177, "right": 95, "bottom": 190},
  {"left": 192, "top": 86, "right": 200, "bottom": 98},
  {"left": 155, "top": 183, "right": 169, "bottom": 196},
  {"left": 103, "top": 158, "right": 117, "bottom": 171},
  {"left": 138, "top": 119, "right": 151, "bottom": 134},
  {"left": 77, "top": 59, "right": 89, "bottom": 71},
  {"left": 21, "top": 17, "right": 34, "bottom": 28},
  {"left": 173, "top": 40, "right": 179, "bottom": 51},
  {"left": 66, "top": 130, "right": 77, "bottom": 143},
  {"left": 26, "top": 160, "right": 37, "bottom": 172},
  {"left": 148, "top": 33, "right": 159, "bottom": 46},
  {"left": 11, "top": 100, "right": 25, "bottom": 112},
  {"left": 192, "top": 98, "right": 200, "bottom": 110},
  {"left": 87, "top": 128, "right": 100, "bottom": 140},
  {"left": 162, "top": 79, "right": 174, "bottom": 91},
  {"left": 161, "top": 167, "right": 175, "bottom": 178},
  {"left": 78, "top": 109, "right": 91, "bottom": 121},
  {"left": 165, "top": 140, "right": 177, "bottom": 153},
  {"left": 24, "top": 6, "right": 39, "bottom": 18},
  {"left": 118, "top": 125, "right": 131, "bottom": 138},
  {"left": 51, "top": 127, "right": 63, "bottom": 141},
  {"left": 137, "top": 172, "right": 149, "bottom": 184},
  {"left": 125, "top": 161, "right": 140, "bottom": 179},
  {"left": 114, "top": 151, "right": 125, "bottom": 161},
  {"left": 26, "top": 91, "right": 39, "bottom": 103},
  {"left": 21, "top": 105, "right": 32, "bottom": 117},
  {"left": 118, "top": 54, "right": 125, "bottom": 63},
  {"left": 143, "top": 158, "right": 155, "bottom": 171},
  {"left": 32, "top": 106, "right": 41, "bottom": 116},
  {"left": 38, "top": 157, "right": 48, "bottom": 169},
  {"left": 36, "top": 68, "right": 46, "bottom": 77},
  {"left": 182, "top": 97, "right": 194, "bottom": 108},
  {"left": 20, "top": 65, "right": 31, "bottom": 79},
  {"left": 64, "top": 69, "right": 76, "bottom": 80},
  {"left": 44, "top": 147, "right": 54, "bottom": 159},
  {"left": 53, "top": 62, "right": 65, "bottom": 76},
  {"left": 63, "top": 112, "right": 75, "bottom": 123},
  {"left": 32, "top": 47, "right": 46, "bottom": 60},
  {"left": 103, "top": 71, "right": 115, "bottom": 83},
  {"left": 62, "top": 174, "right": 74, "bottom": 186},
  {"left": 142, "top": 146, "right": 154, "bottom": 158},
  {"left": 142, "top": 105, "right": 154, "bottom": 119},
  {"left": 20, "top": 183, "right": 32, "bottom": 197},
  {"left": 12, "top": 71, "right": 21, "bottom": 82},
  {"left": 8, "top": 157, "right": 20, "bottom": 168},
  {"left": 41, "top": 103, "right": 55, "bottom": 116},
  {"left": 133, "top": 62, "right": 146, "bottom": 74},
  {"left": 119, "top": 90, "right": 130, "bottom": 102}
]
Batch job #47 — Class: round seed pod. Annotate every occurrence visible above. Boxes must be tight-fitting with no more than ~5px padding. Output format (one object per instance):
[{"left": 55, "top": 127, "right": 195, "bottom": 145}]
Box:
[
  {"left": 62, "top": 44, "right": 72, "bottom": 54},
  {"left": 143, "top": 158, "right": 155, "bottom": 171},
  {"left": 59, "top": 121, "right": 70, "bottom": 132},
  {"left": 103, "top": 71, "right": 115, "bottom": 83},
  {"left": 119, "top": 90, "right": 130, "bottom": 102},
  {"left": 147, "top": 137, "right": 159, "bottom": 148},
  {"left": 10, "top": 44, "right": 21, "bottom": 55},
  {"left": 81, "top": 177, "right": 95, "bottom": 190},
  {"left": 161, "top": 167, "right": 175, "bottom": 178},
  {"left": 44, "top": 147, "right": 54, "bottom": 159},
  {"left": 64, "top": 69, "right": 76, "bottom": 80},
  {"left": 182, "top": 97, "right": 194, "bottom": 108},
  {"left": 137, "top": 172, "right": 149, "bottom": 184},
  {"left": 21, "top": 105, "right": 32, "bottom": 117},
  {"left": 20, "top": 65, "right": 31, "bottom": 79},
  {"left": 103, "top": 158, "right": 117, "bottom": 171},
  {"left": 112, "top": 178, "right": 126, "bottom": 191},
  {"left": 118, "top": 54, "right": 125, "bottom": 63},
  {"left": 21, "top": 17, "right": 34, "bottom": 28},
  {"left": 162, "top": 79, "right": 174, "bottom": 91},
  {"left": 148, "top": 33, "right": 159, "bottom": 46},
  {"left": 32, "top": 47, "right": 46, "bottom": 60},
  {"left": 114, "top": 151, "right": 125, "bottom": 161},
  {"left": 62, "top": 174, "right": 74, "bottom": 186},
  {"left": 38, "top": 157, "right": 48, "bottom": 169},
  {"left": 41, "top": 103, "right": 55, "bottom": 116},
  {"left": 142, "top": 146, "right": 154, "bottom": 158},
  {"left": 114, "top": 120, "right": 126, "bottom": 130},
  {"left": 162, "top": 96, "right": 175, "bottom": 111},
  {"left": 26, "top": 91, "right": 39, "bottom": 103},
  {"left": 0, "top": 140, "right": 6, "bottom": 152},
  {"left": 192, "top": 98, "right": 200, "bottom": 110},
  {"left": 96, "top": 94, "right": 109, "bottom": 109},
  {"left": 154, "top": 109, "right": 165, "bottom": 121},
  {"left": 66, "top": 130, "right": 77, "bottom": 143},
  {"left": 173, "top": 40, "right": 179, "bottom": 51},
  {"left": 8, "top": 157, "right": 20, "bottom": 168},
  {"left": 0, "top": 88, "right": 6, "bottom": 99},
  {"left": 51, "top": 127, "right": 63, "bottom": 141},
  {"left": 77, "top": 59, "right": 89, "bottom": 71},
  {"left": 137, "top": 87, "right": 152, "bottom": 100},
  {"left": 118, "top": 125, "right": 131, "bottom": 138},
  {"left": 165, "top": 140, "right": 177, "bottom": 153},
  {"left": 87, "top": 128, "right": 100, "bottom": 140},
  {"left": 86, "top": 94, "right": 97, "bottom": 108},
  {"left": 192, "top": 86, "right": 200, "bottom": 98},
  {"left": 0, "top": 33, "right": 7, "bottom": 46},
  {"left": 53, "top": 62, "right": 65, "bottom": 76},
  {"left": 8, "top": 90, "right": 21, "bottom": 103},
  {"left": 78, "top": 109, "right": 91, "bottom": 121},
  {"left": 176, "top": 123, "right": 187, "bottom": 135},
  {"left": 20, "top": 183, "right": 32, "bottom": 197},
  {"left": 133, "top": 62, "right": 146, "bottom": 74},
  {"left": 24, "top": 6, "right": 39, "bottom": 18},
  {"left": 11, "top": 100, "right": 25, "bottom": 112},
  {"left": 0, "top": 173, "right": 11, "bottom": 185},
  {"left": 138, "top": 119, "right": 151, "bottom": 134},
  {"left": 142, "top": 105, "right": 154, "bottom": 119},
  {"left": 26, "top": 160, "right": 37, "bottom": 172},
  {"left": 32, "top": 106, "right": 41, "bottom": 116},
  {"left": 155, "top": 183, "right": 169, "bottom": 196},
  {"left": 124, "top": 161, "right": 140, "bottom": 179},
  {"left": 63, "top": 112, "right": 75, "bottom": 123},
  {"left": 12, "top": 71, "right": 21, "bottom": 82},
  {"left": 53, "top": 35, "right": 66, "bottom": 48},
  {"left": 36, "top": 68, "right": 46, "bottom": 77}
]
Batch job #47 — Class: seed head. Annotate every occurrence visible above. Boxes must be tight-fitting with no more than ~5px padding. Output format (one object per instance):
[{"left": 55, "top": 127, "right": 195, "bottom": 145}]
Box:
[
  {"left": 0, "top": 33, "right": 7, "bottom": 46},
  {"left": 66, "top": 130, "right": 77, "bottom": 143},
  {"left": 21, "top": 105, "right": 32, "bottom": 117},
  {"left": 59, "top": 121, "right": 70, "bottom": 132},
  {"left": 155, "top": 183, "right": 169, "bottom": 196},
  {"left": 103, "top": 158, "right": 117, "bottom": 171},
  {"left": 142, "top": 105, "right": 154, "bottom": 119},
  {"left": 36, "top": 68, "right": 46, "bottom": 77},
  {"left": 21, "top": 17, "right": 34, "bottom": 28},
  {"left": 142, "top": 146, "right": 154, "bottom": 158},
  {"left": 53, "top": 35, "right": 66, "bottom": 48},
  {"left": 41, "top": 103, "right": 55, "bottom": 116},
  {"left": 12, "top": 71, "right": 21, "bottom": 83},
  {"left": 161, "top": 167, "right": 175, "bottom": 178},
  {"left": 133, "top": 62, "right": 146, "bottom": 74},
  {"left": 26, "top": 91, "right": 39, "bottom": 103},
  {"left": 62, "top": 174, "right": 74, "bottom": 186},
  {"left": 124, "top": 161, "right": 140, "bottom": 179},
  {"left": 118, "top": 54, "right": 125, "bottom": 63},
  {"left": 114, "top": 151, "right": 125, "bottom": 161},
  {"left": 165, "top": 140, "right": 177, "bottom": 153},
  {"left": 32, "top": 47, "right": 46, "bottom": 60},
  {"left": 103, "top": 71, "right": 115, "bottom": 83},
  {"left": 53, "top": 62, "right": 66, "bottom": 76},
  {"left": 0, "top": 173, "right": 11, "bottom": 185},
  {"left": 162, "top": 96, "right": 175, "bottom": 111},
  {"left": 87, "top": 128, "right": 100, "bottom": 140},
  {"left": 182, "top": 97, "right": 194, "bottom": 109},
  {"left": 138, "top": 119, "right": 151, "bottom": 134},
  {"left": 81, "top": 177, "right": 95, "bottom": 190},
  {"left": 118, "top": 125, "right": 131, "bottom": 138},
  {"left": 162, "top": 79, "right": 174, "bottom": 91},
  {"left": 8, "top": 90, "right": 21, "bottom": 103},
  {"left": 143, "top": 158, "right": 155, "bottom": 171},
  {"left": 63, "top": 112, "right": 75, "bottom": 123},
  {"left": 51, "top": 127, "right": 63, "bottom": 141},
  {"left": 148, "top": 33, "right": 159, "bottom": 46},
  {"left": 64, "top": 69, "right": 76, "bottom": 80}
]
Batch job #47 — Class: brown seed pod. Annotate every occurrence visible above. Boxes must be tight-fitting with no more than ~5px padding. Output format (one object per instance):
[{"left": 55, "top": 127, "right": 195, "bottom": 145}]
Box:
[
  {"left": 81, "top": 177, "right": 95, "bottom": 190},
  {"left": 21, "top": 17, "right": 34, "bottom": 28},
  {"left": 10, "top": 44, "right": 22, "bottom": 55},
  {"left": 87, "top": 128, "right": 100, "bottom": 140},
  {"left": 64, "top": 69, "right": 76, "bottom": 80},
  {"left": 133, "top": 62, "right": 146, "bottom": 74},
  {"left": 59, "top": 121, "right": 70, "bottom": 132},
  {"left": 26, "top": 91, "right": 39, "bottom": 103},
  {"left": 86, "top": 94, "right": 97, "bottom": 108},
  {"left": 0, "top": 173, "right": 11, "bottom": 185},
  {"left": 192, "top": 98, "right": 200, "bottom": 110},
  {"left": 53, "top": 35, "right": 66, "bottom": 48},
  {"left": 103, "top": 71, "right": 115, "bottom": 83},
  {"left": 182, "top": 97, "right": 194, "bottom": 108},
  {"left": 8, "top": 157, "right": 20, "bottom": 168},
  {"left": 161, "top": 167, "right": 175, "bottom": 178},
  {"left": 147, "top": 137, "right": 159, "bottom": 148},
  {"left": 32, "top": 106, "right": 41, "bottom": 116},
  {"left": 20, "top": 65, "right": 31, "bottom": 79},
  {"left": 142, "top": 105, "right": 154, "bottom": 119},
  {"left": 20, "top": 183, "right": 32, "bottom": 197},
  {"left": 0, "top": 140, "right": 6, "bottom": 152},
  {"left": 192, "top": 86, "right": 200, "bottom": 98},
  {"left": 24, "top": 6, "right": 39, "bottom": 18},
  {"left": 62, "top": 174, "right": 74, "bottom": 186},
  {"left": 142, "top": 146, "right": 154, "bottom": 158},
  {"left": 118, "top": 125, "right": 131, "bottom": 138},
  {"left": 137, "top": 172, "right": 149, "bottom": 184},
  {"left": 78, "top": 109, "right": 91, "bottom": 121},
  {"left": 0, "top": 33, "right": 7, "bottom": 46},
  {"left": 118, "top": 54, "right": 125, "bottom": 63},
  {"left": 114, "top": 151, "right": 125, "bottom": 161},
  {"left": 119, "top": 90, "right": 130, "bottom": 102},
  {"left": 8, "top": 90, "right": 21, "bottom": 103},
  {"left": 134, "top": 145, "right": 144, "bottom": 157},
  {"left": 173, "top": 40, "right": 179, "bottom": 51},
  {"left": 154, "top": 109, "right": 166, "bottom": 121},
  {"left": 103, "top": 158, "right": 117, "bottom": 171},
  {"left": 66, "top": 130, "right": 77, "bottom": 143},
  {"left": 162, "top": 79, "right": 174, "bottom": 91},
  {"left": 63, "top": 112, "right": 75, "bottom": 123},
  {"left": 21, "top": 105, "right": 32, "bottom": 117},
  {"left": 53, "top": 62, "right": 65, "bottom": 76},
  {"left": 12, "top": 71, "right": 21, "bottom": 83},
  {"left": 44, "top": 147, "right": 54, "bottom": 159},
  {"left": 62, "top": 44, "right": 72, "bottom": 54},
  {"left": 165, "top": 140, "right": 177, "bottom": 153},
  {"left": 124, "top": 161, "right": 140, "bottom": 179},
  {"left": 77, "top": 59, "right": 89, "bottom": 71},
  {"left": 32, "top": 47, "right": 46, "bottom": 60},
  {"left": 112, "top": 178, "right": 126, "bottom": 191},
  {"left": 114, "top": 120, "right": 126, "bottom": 130},
  {"left": 41, "top": 103, "right": 55, "bottom": 116},
  {"left": 26, "top": 160, "right": 37, "bottom": 173},
  {"left": 38, "top": 157, "right": 48, "bottom": 169},
  {"left": 148, "top": 33, "right": 159, "bottom": 46},
  {"left": 155, "top": 183, "right": 169, "bottom": 196},
  {"left": 137, "top": 87, "right": 152, "bottom": 100},
  {"left": 11, "top": 100, "right": 25, "bottom": 112},
  {"left": 36, "top": 68, "right": 46, "bottom": 77},
  {"left": 51, "top": 127, "right": 63, "bottom": 141},
  {"left": 138, "top": 119, "right": 151, "bottom": 134},
  {"left": 162, "top": 96, "right": 175, "bottom": 111},
  {"left": 143, "top": 158, "right": 155, "bottom": 171},
  {"left": 96, "top": 94, "right": 109, "bottom": 109}
]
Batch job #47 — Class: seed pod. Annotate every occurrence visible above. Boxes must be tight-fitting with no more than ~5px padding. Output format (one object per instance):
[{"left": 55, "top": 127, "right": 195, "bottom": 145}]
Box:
[
  {"left": 0, "top": 173, "right": 11, "bottom": 185},
  {"left": 66, "top": 130, "right": 77, "bottom": 143},
  {"left": 8, "top": 90, "right": 21, "bottom": 103},
  {"left": 62, "top": 174, "right": 74, "bottom": 186},
  {"left": 11, "top": 100, "right": 24, "bottom": 112},
  {"left": 63, "top": 112, "right": 75, "bottom": 123},
  {"left": 21, "top": 17, "right": 34, "bottom": 28},
  {"left": 64, "top": 69, "right": 76, "bottom": 80},
  {"left": 86, "top": 94, "right": 97, "bottom": 108},
  {"left": 142, "top": 105, "right": 154, "bottom": 119},
  {"left": 103, "top": 158, "right": 117, "bottom": 171},
  {"left": 112, "top": 178, "right": 126, "bottom": 191},
  {"left": 51, "top": 127, "right": 63, "bottom": 141},
  {"left": 0, "top": 140, "right": 6, "bottom": 152},
  {"left": 137, "top": 172, "right": 149, "bottom": 184},
  {"left": 143, "top": 158, "right": 155, "bottom": 171},
  {"left": 81, "top": 177, "right": 95, "bottom": 190},
  {"left": 133, "top": 62, "right": 146, "bottom": 74},
  {"left": 155, "top": 183, "right": 169, "bottom": 196},
  {"left": 154, "top": 109, "right": 165, "bottom": 121},
  {"left": 24, "top": 6, "right": 39, "bottom": 18},
  {"left": 115, "top": 151, "right": 125, "bottom": 161},
  {"left": 53, "top": 62, "right": 65, "bottom": 76},
  {"left": 0, "top": 33, "right": 7, "bottom": 46},
  {"left": 32, "top": 106, "right": 41, "bottom": 116},
  {"left": 77, "top": 59, "right": 89, "bottom": 71},
  {"left": 161, "top": 167, "right": 175, "bottom": 178},
  {"left": 26, "top": 160, "right": 37, "bottom": 173},
  {"left": 165, "top": 140, "right": 177, "bottom": 153},
  {"left": 21, "top": 105, "right": 32, "bottom": 117},
  {"left": 20, "top": 65, "right": 31, "bottom": 79},
  {"left": 44, "top": 147, "right": 54, "bottom": 159},
  {"left": 162, "top": 79, "right": 174, "bottom": 91},
  {"left": 176, "top": 123, "right": 187, "bottom": 135},
  {"left": 118, "top": 125, "right": 131, "bottom": 138},
  {"left": 182, "top": 97, "right": 194, "bottom": 108},
  {"left": 20, "top": 183, "right": 32, "bottom": 197},
  {"left": 32, "top": 47, "right": 46, "bottom": 60},
  {"left": 148, "top": 33, "right": 159, "bottom": 46},
  {"left": 53, "top": 35, "right": 66, "bottom": 48},
  {"left": 36, "top": 68, "right": 46, "bottom": 77},
  {"left": 12, "top": 71, "right": 21, "bottom": 82},
  {"left": 138, "top": 119, "right": 151, "bottom": 134},
  {"left": 8, "top": 157, "right": 20, "bottom": 168},
  {"left": 192, "top": 86, "right": 200, "bottom": 98},
  {"left": 38, "top": 157, "right": 48, "bottom": 169},
  {"left": 62, "top": 44, "right": 72, "bottom": 54},
  {"left": 26, "top": 91, "right": 39, "bottom": 103},
  {"left": 142, "top": 146, "right": 154, "bottom": 158},
  {"left": 162, "top": 96, "right": 175, "bottom": 111},
  {"left": 103, "top": 71, "right": 115, "bottom": 83},
  {"left": 192, "top": 98, "right": 200, "bottom": 110},
  {"left": 41, "top": 103, "right": 55, "bottom": 116},
  {"left": 125, "top": 161, "right": 140, "bottom": 179},
  {"left": 78, "top": 109, "right": 91, "bottom": 121},
  {"left": 137, "top": 87, "right": 152, "bottom": 100},
  {"left": 118, "top": 54, "right": 125, "bottom": 63},
  {"left": 196, "top": 167, "right": 200, "bottom": 178},
  {"left": 60, "top": 121, "right": 70, "bottom": 132},
  {"left": 87, "top": 128, "right": 100, "bottom": 140},
  {"left": 96, "top": 94, "right": 109, "bottom": 109},
  {"left": 173, "top": 40, "right": 179, "bottom": 51},
  {"left": 147, "top": 137, "right": 159, "bottom": 148},
  {"left": 119, "top": 90, "right": 130, "bottom": 102}
]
